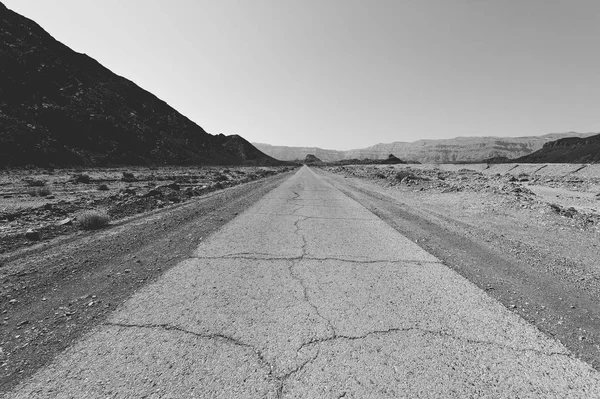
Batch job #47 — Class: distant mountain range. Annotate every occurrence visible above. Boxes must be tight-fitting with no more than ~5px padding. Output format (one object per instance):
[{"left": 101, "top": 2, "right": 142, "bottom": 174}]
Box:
[
  {"left": 515, "top": 133, "right": 600, "bottom": 163},
  {"left": 0, "top": 2, "right": 278, "bottom": 167},
  {"left": 254, "top": 133, "right": 598, "bottom": 164}
]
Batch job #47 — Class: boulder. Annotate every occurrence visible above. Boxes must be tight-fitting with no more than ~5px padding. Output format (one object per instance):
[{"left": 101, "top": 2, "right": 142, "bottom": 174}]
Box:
[
  {"left": 25, "top": 229, "right": 41, "bottom": 241},
  {"left": 57, "top": 218, "right": 73, "bottom": 226}
]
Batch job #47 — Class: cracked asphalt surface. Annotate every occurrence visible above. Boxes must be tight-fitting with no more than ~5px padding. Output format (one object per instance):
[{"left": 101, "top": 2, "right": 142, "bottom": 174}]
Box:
[{"left": 8, "top": 166, "right": 600, "bottom": 398}]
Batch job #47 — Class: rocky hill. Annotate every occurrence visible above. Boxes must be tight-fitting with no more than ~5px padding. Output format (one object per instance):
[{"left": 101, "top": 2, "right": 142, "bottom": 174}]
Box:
[
  {"left": 304, "top": 154, "right": 322, "bottom": 164},
  {"left": 255, "top": 144, "right": 345, "bottom": 164},
  {"left": 0, "top": 2, "right": 278, "bottom": 167},
  {"left": 254, "top": 133, "right": 596, "bottom": 164},
  {"left": 514, "top": 133, "right": 600, "bottom": 163}
]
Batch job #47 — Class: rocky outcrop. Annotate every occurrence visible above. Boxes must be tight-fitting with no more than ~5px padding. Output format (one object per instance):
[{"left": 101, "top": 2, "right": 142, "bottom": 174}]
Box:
[
  {"left": 304, "top": 154, "right": 322, "bottom": 164},
  {"left": 0, "top": 3, "right": 279, "bottom": 167},
  {"left": 382, "top": 154, "right": 405, "bottom": 164},
  {"left": 514, "top": 133, "right": 600, "bottom": 163}
]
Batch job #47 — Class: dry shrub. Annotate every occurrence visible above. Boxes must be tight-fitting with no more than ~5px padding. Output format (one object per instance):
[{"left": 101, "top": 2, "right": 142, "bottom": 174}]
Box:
[
  {"left": 73, "top": 174, "right": 91, "bottom": 184},
  {"left": 37, "top": 186, "right": 52, "bottom": 196},
  {"left": 121, "top": 172, "right": 136, "bottom": 182},
  {"left": 395, "top": 170, "right": 418, "bottom": 181},
  {"left": 214, "top": 173, "right": 228, "bottom": 182},
  {"left": 78, "top": 211, "right": 110, "bottom": 230},
  {"left": 25, "top": 179, "right": 46, "bottom": 187},
  {"left": 28, "top": 186, "right": 52, "bottom": 197}
]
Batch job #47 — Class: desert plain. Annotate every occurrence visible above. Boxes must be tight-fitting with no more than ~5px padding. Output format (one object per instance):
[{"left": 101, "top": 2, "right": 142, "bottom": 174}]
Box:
[
  {"left": 2, "top": 162, "right": 600, "bottom": 394},
  {"left": 317, "top": 163, "right": 600, "bottom": 369}
]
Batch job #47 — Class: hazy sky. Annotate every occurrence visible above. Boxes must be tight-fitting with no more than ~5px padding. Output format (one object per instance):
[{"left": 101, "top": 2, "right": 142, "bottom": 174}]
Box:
[{"left": 4, "top": 0, "right": 600, "bottom": 149}]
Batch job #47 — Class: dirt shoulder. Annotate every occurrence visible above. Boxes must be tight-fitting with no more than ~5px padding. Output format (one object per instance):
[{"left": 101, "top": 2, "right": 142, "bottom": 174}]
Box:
[
  {"left": 316, "top": 165, "right": 600, "bottom": 371},
  {"left": 0, "top": 169, "right": 295, "bottom": 393},
  {"left": 1, "top": 166, "right": 294, "bottom": 254}
]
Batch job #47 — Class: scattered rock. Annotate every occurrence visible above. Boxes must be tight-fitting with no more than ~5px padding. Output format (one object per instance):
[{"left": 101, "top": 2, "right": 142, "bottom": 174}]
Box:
[
  {"left": 167, "top": 193, "right": 181, "bottom": 203},
  {"left": 25, "top": 229, "right": 41, "bottom": 241},
  {"left": 121, "top": 172, "right": 136, "bottom": 182},
  {"left": 144, "top": 188, "right": 163, "bottom": 197},
  {"left": 550, "top": 203, "right": 562, "bottom": 213},
  {"left": 72, "top": 174, "right": 91, "bottom": 184},
  {"left": 122, "top": 188, "right": 137, "bottom": 195},
  {"left": 57, "top": 218, "right": 73, "bottom": 226}
]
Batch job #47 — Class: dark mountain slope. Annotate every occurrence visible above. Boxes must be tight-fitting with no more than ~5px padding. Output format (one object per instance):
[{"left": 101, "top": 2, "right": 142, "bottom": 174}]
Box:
[
  {"left": 213, "top": 134, "right": 282, "bottom": 165},
  {"left": 0, "top": 2, "right": 278, "bottom": 166},
  {"left": 514, "top": 133, "right": 600, "bottom": 163}
]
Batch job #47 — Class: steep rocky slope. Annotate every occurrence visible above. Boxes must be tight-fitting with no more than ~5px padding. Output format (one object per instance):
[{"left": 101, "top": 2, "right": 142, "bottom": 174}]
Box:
[
  {"left": 514, "top": 133, "right": 600, "bottom": 163},
  {"left": 254, "top": 133, "right": 596, "bottom": 164},
  {"left": 0, "top": 2, "right": 278, "bottom": 167},
  {"left": 304, "top": 154, "right": 323, "bottom": 164}
]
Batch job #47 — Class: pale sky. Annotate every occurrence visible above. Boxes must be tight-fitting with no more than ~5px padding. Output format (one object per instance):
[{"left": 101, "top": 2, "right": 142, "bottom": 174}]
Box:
[{"left": 4, "top": 0, "right": 600, "bottom": 150}]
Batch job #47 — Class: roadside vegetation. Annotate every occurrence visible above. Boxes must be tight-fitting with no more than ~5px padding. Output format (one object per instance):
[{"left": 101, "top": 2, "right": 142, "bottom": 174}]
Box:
[{"left": 78, "top": 211, "right": 110, "bottom": 230}]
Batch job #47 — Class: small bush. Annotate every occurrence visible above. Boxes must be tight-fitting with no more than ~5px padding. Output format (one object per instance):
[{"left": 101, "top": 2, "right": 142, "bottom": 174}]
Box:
[
  {"left": 395, "top": 170, "right": 418, "bottom": 181},
  {"left": 518, "top": 173, "right": 529, "bottom": 181},
  {"left": 25, "top": 179, "right": 46, "bottom": 187},
  {"left": 214, "top": 173, "right": 228, "bottom": 182},
  {"left": 27, "top": 186, "right": 52, "bottom": 197},
  {"left": 73, "top": 174, "right": 91, "bottom": 184},
  {"left": 121, "top": 172, "right": 136, "bottom": 182},
  {"left": 37, "top": 186, "right": 52, "bottom": 196},
  {"left": 97, "top": 184, "right": 109, "bottom": 191},
  {"left": 78, "top": 211, "right": 110, "bottom": 230}
]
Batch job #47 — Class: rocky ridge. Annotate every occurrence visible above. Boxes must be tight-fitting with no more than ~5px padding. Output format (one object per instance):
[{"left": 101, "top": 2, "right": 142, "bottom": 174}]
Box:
[
  {"left": 515, "top": 133, "right": 600, "bottom": 164},
  {"left": 0, "top": 2, "right": 278, "bottom": 167},
  {"left": 254, "top": 132, "right": 597, "bottom": 164}
]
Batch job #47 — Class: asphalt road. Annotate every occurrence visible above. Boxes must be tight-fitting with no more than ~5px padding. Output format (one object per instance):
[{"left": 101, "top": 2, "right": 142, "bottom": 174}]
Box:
[{"left": 8, "top": 166, "right": 600, "bottom": 398}]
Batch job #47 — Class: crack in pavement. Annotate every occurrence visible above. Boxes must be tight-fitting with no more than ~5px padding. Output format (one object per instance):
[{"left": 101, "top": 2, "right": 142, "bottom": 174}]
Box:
[
  {"left": 104, "top": 321, "right": 573, "bottom": 399},
  {"left": 104, "top": 319, "right": 320, "bottom": 398},
  {"left": 288, "top": 215, "right": 337, "bottom": 338},
  {"left": 191, "top": 254, "right": 442, "bottom": 265},
  {"left": 249, "top": 211, "right": 374, "bottom": 220},
  {"left": 105, "top": 321, "right": 278, "bottom": 385},
  {"left": 193, "top": 252, "right": 296, "bottom": 260},
  {"left": 292, "top": 325, "right": 572, "bottom": 360},
  {"left": 275, "top": 346, "right": 322, "bottom": 398}
]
